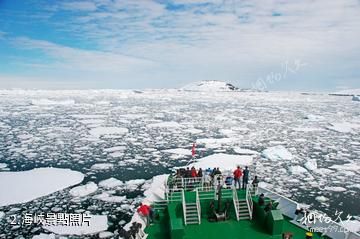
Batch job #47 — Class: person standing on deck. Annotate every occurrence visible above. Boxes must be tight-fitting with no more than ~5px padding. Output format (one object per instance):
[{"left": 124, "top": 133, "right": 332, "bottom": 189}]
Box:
[
  {"left": 233, "top": 166, "right": 242, "bottom": 190},
  {"left": 242, "top": 166, "right": 249, "bottom": 189}
]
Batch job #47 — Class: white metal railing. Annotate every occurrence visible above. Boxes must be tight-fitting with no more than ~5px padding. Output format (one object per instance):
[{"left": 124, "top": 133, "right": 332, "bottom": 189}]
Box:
[
  {"left": 182, "top": 189, "right": 187, "bottom": 225},
  {"left": 258, "top": 186, "right": 360, "bottom": 239},
  {"left": 165, "top": 188, "right": 183, "bottom": 202},
  {"left": 246, "top": 184, "right": 253, "bottom": 220},
  {"left": 195, "top": 188, "right": 201, "bottom": 224},
  {"left": 172, "top": 176, "right": 203, "bottom": 190},
  {"left": 233, "top": 188, "right": 240, "bottom": 221}
]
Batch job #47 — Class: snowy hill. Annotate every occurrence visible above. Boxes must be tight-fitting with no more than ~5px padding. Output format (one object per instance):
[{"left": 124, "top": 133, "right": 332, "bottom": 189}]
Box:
[{"left": 181, "top": 80, "right": 239, "bottom": 92}]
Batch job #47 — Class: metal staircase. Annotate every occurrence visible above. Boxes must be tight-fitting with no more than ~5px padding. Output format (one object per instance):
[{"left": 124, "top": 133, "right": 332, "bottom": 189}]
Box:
[
  {"left": 185, "top": 202, "right": 200, "bottom": 225},
  {"left": 236, "top": 198, "right": 251, "bottom": 220}
]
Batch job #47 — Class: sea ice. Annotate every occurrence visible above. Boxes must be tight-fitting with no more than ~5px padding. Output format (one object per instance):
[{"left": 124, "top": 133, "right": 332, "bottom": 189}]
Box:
[
  {"left": 99, "top": 177, "right": 123, "bottom": 189},
  {"left": 69, "top": 182, "right": 98, "bottom": 197},
  {"left": 89, "top": 127, "right": 128, "bottom": 138},
  {"left": 93, "top": 192, "right": 126, "bottom": 203},
  {"left": 0, "top": 168, "right": 84, "bottom": 207},
  {"left": 262, "top": 146, "right": 294, "bottom": 161},
  {"left": 146, "top": 121, "right": 182, "bottom": 128},
  {"left": 91, "top": 163, "right": 114, "bottom": 170},
  {"left": 43, "top": 215, "right": 108, "bottom": 235},
  {"left": 187, "top": 153, "right": 253, "bottom": 171},
  {"left": 162, "top": 148, "right": 192, "bottom": 156}
]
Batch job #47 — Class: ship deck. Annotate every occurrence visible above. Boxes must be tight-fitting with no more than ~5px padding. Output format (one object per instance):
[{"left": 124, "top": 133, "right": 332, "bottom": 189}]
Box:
[
  {"left": 144, "top": 187, "right": 325, "bottom": 239},
  {"left": 145, "top": 215, "right": 323, "bottom": 239}
]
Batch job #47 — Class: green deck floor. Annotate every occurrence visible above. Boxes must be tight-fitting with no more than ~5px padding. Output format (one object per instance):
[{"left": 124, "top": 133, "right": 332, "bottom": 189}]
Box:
[{"left": 145, "top": 216, "right": 323, "bottom": 239}]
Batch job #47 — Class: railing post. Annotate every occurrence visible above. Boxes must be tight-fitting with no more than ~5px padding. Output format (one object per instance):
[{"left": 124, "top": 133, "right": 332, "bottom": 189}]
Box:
[{"left": 182, "top": 189, "right": 187, "bottom": 225}]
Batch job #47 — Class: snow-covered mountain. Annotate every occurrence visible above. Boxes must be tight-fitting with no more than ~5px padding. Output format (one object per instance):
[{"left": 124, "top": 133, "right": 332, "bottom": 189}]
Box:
[{"left": 180, "top": 80, "right": 239, "bottom": 92}]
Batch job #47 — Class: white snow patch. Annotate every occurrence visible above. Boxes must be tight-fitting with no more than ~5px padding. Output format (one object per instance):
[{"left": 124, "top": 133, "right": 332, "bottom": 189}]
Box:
[
  {"left": 181, "top": 80, "right": 238, "bottom": 92},
  {"left": 43, "top": 215, "right": 108, "bottom": 235},
  {"left": 69, "top": 182, "right": 98, "bottom": 197},
  {"left": 0, "top": 163, "right": 7, "bottom": 169},
  {"left": 103, "top": 146, "right": 126, "bottom": 152},
  {"left": 262, "top": 146, "right": 294, "bottom": 161},
  {"left": 32, "top": 233, "right": 56, "bottom": 239},
  {"left": 99, "top": 231, "right": 114, "bottom": 238},
  {"left": 0, "top": 168, "right": 84, "bottom": 207}
]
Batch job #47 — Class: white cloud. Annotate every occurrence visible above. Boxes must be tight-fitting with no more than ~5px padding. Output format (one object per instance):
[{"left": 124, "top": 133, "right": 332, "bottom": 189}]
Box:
[{"left": 61, "top": 1, "right": 97, "bottom": 11}]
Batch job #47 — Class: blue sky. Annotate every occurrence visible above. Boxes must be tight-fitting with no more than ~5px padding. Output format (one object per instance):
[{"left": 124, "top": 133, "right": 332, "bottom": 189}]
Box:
[{"left": 0, "top": 0, "right": 359, "bottom": 90}]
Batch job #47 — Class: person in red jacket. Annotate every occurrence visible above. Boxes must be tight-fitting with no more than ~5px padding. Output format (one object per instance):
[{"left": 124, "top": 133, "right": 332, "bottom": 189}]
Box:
[
  {"left": 233, "top": 166, "right": 243, "bottom": 190},
  {"left": 191, "top": 167, "right": 197, "bottom": 178},
  {"left": 137, "top": 203, "right": 154, "bottom": 225}
]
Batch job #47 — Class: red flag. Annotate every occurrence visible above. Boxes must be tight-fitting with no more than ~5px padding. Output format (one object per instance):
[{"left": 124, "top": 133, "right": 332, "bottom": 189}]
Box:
[{"left": 191, "top": 143, "right": 196, "bottom": 157}]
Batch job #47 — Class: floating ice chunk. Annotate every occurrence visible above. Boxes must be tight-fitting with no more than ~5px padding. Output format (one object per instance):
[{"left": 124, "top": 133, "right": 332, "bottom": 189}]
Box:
[
  {"left": 89, "top": 127, "right": 128, "bottom": 138},
  {"left": 233, "top": 147, "right": 259, "bottom": 155},
  {"left": 304, "top": 114, "right": 325, "bottom": 121},
  {"left": 125, "top": 179, "right": 146, "bottom": 190},
  {"left": 99, "top": 231, "right": 114, "bottom": 238},
  {"left": 197, "top": 137, "right": 238, "bottom": 148},
  {"left": 326, "top": 122, "right": 360, "bottom": 133},
  {"left": 103, "top": 146, "right": 126, "bottom": 152},
  {"left": 305, "top": 159, "right": 317, "bottom": 171},
  {"left": 292, "top": 127, "right": 324, "bottom": 132},
  {"left": 93, "top": 192, "right": 126, "bottom": 203},
  {"left": 290, "top": 166, "right": 308, "bottom": 174},
  {"left": 43, "top": 215, "right": 108, "bottom": 235},
  {"left": 99, "top": 178, "right": 123, "bottom": 189},
  {"left": 109, "top": 152, "right": 124, "bottom": 158},
  {"left": 329, "top": 163, "right": 360, "bottom": 172},
  {"left": 324, "top": 186, "right": 347, "bottom": 192},
  {"left": 341, "top": 220, "right": 360, "bottom": 233},
  {"left": 352, "top": 95, "right": 360, "bottom": 102},
  {"left": 184, "top": 128, "right": 202, "bottom": 134},
  {"left": 0, "top": 211, "right": 4, "bottom": 219},
  {"left": 32, "top": 233, "right": 56, "bottom": 239},
  {"left": 0, "top": 168, "right": 84, "bottom": 207},
  {"left": 315, "top": 196, "right": 329, "bottom": 202},
  {"left": 69, "top": 182, "right": 98, "bottom": 197},
  {"left": 0, "top": 163, "right": 7, "bottom": 169},
  {"left": 262, "top": 146, "right": 293, "bottom": 161},
  {"left": 91, "top": 163, "right": 114, "bottom": 170},
  {"left": 31, "top": 99, "right": 75, "bottom": 106},
  {"left": 187, "top": 153, "right": 253, "bottom": 171},
  {"left": 162, "top": 148, "right": 192, "bottom": 156},
  {"left": 147, "top": 122, "right": 182, "bottom": 128}
]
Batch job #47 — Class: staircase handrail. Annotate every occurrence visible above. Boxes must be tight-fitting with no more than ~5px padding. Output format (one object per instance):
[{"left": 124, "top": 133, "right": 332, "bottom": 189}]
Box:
[
  {"left": 233, "top": 188, "right": 240, "bottom": 221},
  {"left": 246, "top": 184, "right": 253, "bottom": 220},
  {"left": 195, "top": 188, "right": 201, "bottom": 224},
  {"left": 182, "top": 189, "right": 187, "bottom": 225}
]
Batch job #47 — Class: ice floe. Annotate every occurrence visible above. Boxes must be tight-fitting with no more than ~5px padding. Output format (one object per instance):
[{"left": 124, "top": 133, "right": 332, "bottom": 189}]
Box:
[
  {"left": 233, "top": 147, "right": 259, "bottom": 155},
  {"left": 31, "top": 99, "right": 75, "bottom": 106},
  {"left": 162, "top": 148, "right": 192, "bottom": 156},
  {"left": 69, "top": 182, "right": 98, "bottom": 197},
  {"left": 43, "top": 215, "right": 108, "bottom": 235},
  {"left": 99, "top": 177, "right": 123, "bottom": 189},
  {"left": 146, "top": 121, "right": 182, "bottom": 128},
  {"left": 0, "top": 168, "right": 84, "bottom": 207},
  {"left": 326, "top": 122, "right": 360, "bottom": 133},
  {"left": 93, "top": 192, "right": 126, "bottom": 203},
  {"left": 90, "top": 163, "right": 114, "bottom": 170},
  {"left": 89, "top": 127, "right": 128, "bottom": 138},
  {"left": 262, "top": 145, "right": 294, "bottom": 161},
  {"left": 188, "top": 153, "right": 253, "bottom": 171}
]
